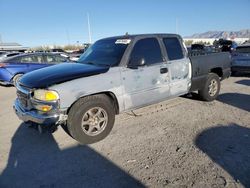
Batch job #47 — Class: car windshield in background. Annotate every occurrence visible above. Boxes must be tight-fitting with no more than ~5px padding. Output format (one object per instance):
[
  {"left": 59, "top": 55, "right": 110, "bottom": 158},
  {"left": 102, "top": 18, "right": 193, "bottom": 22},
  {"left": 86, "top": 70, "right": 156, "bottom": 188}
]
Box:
[
  {"left": 78, "top": 38, "right": 130, "bottom": 67},
  {"left": 236, "top": 46, "right": 250, "bottom": 53}
]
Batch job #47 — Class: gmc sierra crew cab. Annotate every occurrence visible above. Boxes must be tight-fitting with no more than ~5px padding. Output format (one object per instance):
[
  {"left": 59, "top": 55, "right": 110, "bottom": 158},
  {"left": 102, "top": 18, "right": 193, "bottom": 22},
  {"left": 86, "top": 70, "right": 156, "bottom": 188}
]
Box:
[{"left": 14, "top": 34, "right": 231, "bottom": 144}]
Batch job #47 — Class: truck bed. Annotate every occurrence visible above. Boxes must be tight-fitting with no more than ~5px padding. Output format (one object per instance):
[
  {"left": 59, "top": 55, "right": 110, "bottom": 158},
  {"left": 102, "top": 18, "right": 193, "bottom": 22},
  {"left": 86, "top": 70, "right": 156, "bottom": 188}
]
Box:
[{"left": 189, "top": 52, "right": 231, "bottom": 92}]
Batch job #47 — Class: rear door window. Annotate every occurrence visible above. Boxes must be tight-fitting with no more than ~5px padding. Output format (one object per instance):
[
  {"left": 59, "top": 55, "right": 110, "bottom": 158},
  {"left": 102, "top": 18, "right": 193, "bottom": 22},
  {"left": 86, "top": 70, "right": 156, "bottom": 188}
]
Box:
[
  {"left": 53, "top": 55, "right": 68, "bottom": 62},
  {"left": 35, "top": 55, "right": 44, "bottom": 63},
  {"left": 19, "top": 55, "right": 44, "bottom": 63},
  {"left": 20, "top": 56, "right": 36, "bottom": 63},
  {"left": 130, "top": 38, "right": 163, "bottom": 66},
  {"left": 43, "top": 55, "right": 67, "bottom": 64},
  {"left": 163, "top": 38, "right": 184, "bottom": 61},
  {"left": 43, "top": 55, "right": 56, "bottom": 64}
]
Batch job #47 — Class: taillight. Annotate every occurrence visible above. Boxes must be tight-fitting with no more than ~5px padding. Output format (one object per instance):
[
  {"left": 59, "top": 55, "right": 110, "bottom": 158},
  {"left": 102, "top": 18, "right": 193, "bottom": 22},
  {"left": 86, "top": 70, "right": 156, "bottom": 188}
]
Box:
[{"left": 0, "top": 63, "right": 6, "bottom": 67}]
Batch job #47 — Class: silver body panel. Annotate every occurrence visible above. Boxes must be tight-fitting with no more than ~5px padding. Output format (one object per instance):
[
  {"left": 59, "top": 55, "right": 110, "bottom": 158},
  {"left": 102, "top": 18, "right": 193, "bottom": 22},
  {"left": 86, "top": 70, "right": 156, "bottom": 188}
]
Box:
[
  {"left": 49, "top": 59, "right": 191, "bottom": 113},
  {"left": 14, "top": 34, "right": 193, "bottom": 126}
]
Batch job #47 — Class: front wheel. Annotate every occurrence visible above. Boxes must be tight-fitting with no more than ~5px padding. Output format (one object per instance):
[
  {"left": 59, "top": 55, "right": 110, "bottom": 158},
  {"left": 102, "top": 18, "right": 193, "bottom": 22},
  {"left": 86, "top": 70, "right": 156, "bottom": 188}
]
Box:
[
  {"left": 66, "top": 94, "right": 115, "bottom": 144},
  {"left": 198, "top": 73, "right": 221, "bottom": 101}
]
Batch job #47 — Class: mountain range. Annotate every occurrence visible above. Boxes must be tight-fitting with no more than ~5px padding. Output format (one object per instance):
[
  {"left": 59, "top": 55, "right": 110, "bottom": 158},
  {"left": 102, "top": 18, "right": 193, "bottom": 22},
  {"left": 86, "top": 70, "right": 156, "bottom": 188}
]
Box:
[{"left": 186, "top": 29, "right": 250, "bottom": 39}]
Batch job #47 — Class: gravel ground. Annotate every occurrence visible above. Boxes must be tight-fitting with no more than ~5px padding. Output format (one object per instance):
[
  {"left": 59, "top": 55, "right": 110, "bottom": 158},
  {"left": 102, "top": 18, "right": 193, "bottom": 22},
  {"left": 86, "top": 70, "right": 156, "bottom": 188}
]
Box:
[{"left": 0, "top": 76, "right": 249, "bottom": 188}]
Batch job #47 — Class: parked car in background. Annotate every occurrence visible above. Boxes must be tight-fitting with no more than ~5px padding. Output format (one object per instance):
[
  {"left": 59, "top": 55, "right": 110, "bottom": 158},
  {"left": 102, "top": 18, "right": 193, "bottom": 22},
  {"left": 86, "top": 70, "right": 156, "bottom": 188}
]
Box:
[
  {"left": 231, "top": 44, "right": 250, "bottom": 75},
  {"left": 191, "top": 44, "right": 205, "bottom": 51},
  {"left": 213, "top": 39, "right": 237, "bottom": 52},
  {"left": 68, "top": 48, "right": 85, "bottom": 61},
  {"left": 0, "top": 52, "right": 70, "bottom": 85},
  {"left": 0, "top": 51, "right": 21, "bottom": 61},
  {"left": 188, "top": 44, "right": 217, "bottom": 56},
  {"left": 51, "top": 49, "right": 66, "bottom": 53}
]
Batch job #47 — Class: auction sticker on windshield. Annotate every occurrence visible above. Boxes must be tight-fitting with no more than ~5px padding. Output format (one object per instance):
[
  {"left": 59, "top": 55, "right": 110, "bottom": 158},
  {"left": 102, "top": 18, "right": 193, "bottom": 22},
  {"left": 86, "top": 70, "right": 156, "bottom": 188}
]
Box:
[{"left": 115, "top": 39, "right": 131, "bottom": 44}]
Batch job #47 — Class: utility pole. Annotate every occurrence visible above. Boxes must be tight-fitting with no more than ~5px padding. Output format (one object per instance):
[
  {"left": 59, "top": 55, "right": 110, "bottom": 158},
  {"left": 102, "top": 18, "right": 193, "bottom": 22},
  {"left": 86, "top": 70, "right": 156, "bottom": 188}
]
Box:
[
  {"left": 87, "top": 13, "right": 92, "bottom": 44},
  {"left": 176, "top": 18, "right": 179, "bottom": 34},
  {"left": 66, "top": 29, "right": 70, "bottom": 45},
  {"left": 0, "top": 34, "right": 2, "bottom": 43}
]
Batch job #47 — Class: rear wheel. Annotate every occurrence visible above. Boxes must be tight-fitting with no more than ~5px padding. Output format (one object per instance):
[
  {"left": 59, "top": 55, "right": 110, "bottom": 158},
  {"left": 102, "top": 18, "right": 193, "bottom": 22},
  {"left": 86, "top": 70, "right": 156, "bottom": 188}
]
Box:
[
  {"left": 66, "top": 94, "right": 115, "bottom": 144},
  {"left": 198, "top": 73, "right": 221, "bottom": 101}
]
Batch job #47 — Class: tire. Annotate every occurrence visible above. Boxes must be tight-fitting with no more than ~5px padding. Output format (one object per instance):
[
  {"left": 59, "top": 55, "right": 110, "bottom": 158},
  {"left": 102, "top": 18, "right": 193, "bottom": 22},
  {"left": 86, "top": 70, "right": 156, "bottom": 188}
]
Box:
[
  {"left": 12, "top": 74, "right": 23, "bottom": 86},
  {"left": 66, "top": 94, "right": 115, "bottom": 144},
  {"left": 198, "top": 73, "right": 221, "bottom": 101}
]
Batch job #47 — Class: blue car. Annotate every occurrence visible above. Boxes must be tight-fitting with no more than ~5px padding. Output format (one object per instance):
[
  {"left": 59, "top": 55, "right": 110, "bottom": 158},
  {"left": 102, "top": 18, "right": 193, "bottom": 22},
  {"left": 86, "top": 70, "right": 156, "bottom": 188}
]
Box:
[
  {"left": 0, "top": 52, "right": 70, "bottom": 85},
  {"left": 231, "top": 45, "right": 250, "bottom": 75}
]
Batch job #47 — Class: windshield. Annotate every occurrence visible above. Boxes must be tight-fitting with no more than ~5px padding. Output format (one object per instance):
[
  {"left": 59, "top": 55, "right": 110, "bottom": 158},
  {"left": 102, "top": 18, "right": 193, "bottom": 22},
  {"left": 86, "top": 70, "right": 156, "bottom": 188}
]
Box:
[
  {"left": 78, "top": 38, "right": 130, "bottom": 67},
  {"left": 236, "top": 46, "right": 250, "bottom": 53}
]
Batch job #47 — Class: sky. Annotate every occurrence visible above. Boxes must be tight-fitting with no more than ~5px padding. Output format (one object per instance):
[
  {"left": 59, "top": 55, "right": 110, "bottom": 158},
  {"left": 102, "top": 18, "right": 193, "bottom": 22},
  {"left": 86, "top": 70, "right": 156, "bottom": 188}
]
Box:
[{"left": 0, "top": 0, "right": 250, "bottom": 47}]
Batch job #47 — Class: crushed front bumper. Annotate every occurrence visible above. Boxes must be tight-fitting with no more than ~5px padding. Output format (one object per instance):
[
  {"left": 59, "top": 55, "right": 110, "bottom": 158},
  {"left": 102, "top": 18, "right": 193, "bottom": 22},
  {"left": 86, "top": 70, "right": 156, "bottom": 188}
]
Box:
[{"left": 13, "top": 99, "right": 60, "bottom": 126}]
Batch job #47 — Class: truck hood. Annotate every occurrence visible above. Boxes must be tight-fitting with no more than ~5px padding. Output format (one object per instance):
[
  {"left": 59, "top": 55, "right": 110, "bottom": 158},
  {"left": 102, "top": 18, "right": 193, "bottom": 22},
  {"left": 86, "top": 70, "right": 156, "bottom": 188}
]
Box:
[{"left": 19, "top": 63, "right": 110, "bottom": 88}]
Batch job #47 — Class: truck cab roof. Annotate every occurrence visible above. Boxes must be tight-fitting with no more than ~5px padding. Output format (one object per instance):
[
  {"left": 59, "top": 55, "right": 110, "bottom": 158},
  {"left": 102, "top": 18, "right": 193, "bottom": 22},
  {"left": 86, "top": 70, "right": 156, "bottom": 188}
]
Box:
[{"left": 101, "top": 33, "right": 182, "bottom": 41}]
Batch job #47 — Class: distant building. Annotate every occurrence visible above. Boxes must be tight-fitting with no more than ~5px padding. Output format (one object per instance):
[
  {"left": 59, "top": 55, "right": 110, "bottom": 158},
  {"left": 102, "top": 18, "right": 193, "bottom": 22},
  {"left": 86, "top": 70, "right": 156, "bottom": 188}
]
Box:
[
  {"left": 184, "top": 38, "right": 249, "bottom": 45},
  {"left": 0, "top": 42, "right": 28, "bottom": 52}
]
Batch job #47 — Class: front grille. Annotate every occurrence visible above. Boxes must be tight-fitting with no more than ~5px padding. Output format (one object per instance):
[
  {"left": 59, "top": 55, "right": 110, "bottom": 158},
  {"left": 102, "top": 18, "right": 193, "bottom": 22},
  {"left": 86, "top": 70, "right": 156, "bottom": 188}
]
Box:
[
  {"left": 17, "top": 90, "right": 29, "bottom": 108},
  {"left": 16, "top": 83, "right": 31, "bottom": 109}
]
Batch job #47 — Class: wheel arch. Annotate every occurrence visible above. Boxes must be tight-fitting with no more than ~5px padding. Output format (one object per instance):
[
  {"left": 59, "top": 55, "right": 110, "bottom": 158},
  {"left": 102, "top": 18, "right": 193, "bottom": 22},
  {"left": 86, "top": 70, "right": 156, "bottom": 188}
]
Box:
[
  {"left": 67, "top": 91, "right": 120, "bottom": 115},
  {"left": 210, "top": 67, "right": 223, "bottom": 78},
  {"left": 11, "top": 72, "right": 24, "bottom": 80},
  {"left": 11, "top": 72, "right": 25, "bottom": 85}
]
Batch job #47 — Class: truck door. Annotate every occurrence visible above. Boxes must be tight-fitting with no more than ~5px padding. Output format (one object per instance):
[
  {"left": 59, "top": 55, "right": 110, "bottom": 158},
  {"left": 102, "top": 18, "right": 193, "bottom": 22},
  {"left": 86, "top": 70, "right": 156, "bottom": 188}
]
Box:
[
  {"left": 162, "top": 37, "right": 191, "bottom": 96},
  {"left": 121, "top": 37, "right": 170, "bottom": 110}
]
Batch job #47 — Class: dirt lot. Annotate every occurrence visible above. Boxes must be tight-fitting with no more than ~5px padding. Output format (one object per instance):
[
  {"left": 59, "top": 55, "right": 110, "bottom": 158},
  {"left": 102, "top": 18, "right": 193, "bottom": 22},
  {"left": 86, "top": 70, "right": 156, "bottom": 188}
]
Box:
[{"left": 0, "top": 76, "right": 249, "bottom": 188}]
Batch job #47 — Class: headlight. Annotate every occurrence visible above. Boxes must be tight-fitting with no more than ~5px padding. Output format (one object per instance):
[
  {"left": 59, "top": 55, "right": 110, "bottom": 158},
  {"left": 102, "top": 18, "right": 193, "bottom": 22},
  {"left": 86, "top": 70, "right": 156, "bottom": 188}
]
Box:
[{"left": 33, "top": 89, "right": 59, "bottom": 101}]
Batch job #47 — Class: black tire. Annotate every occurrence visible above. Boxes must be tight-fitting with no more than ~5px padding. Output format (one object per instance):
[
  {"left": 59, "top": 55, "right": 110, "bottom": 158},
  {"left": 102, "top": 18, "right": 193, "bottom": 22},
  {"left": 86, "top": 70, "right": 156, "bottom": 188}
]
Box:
[
  {"left": 198, "top": 73, "right": 221, "bottom": 101},
  {"left": 12, "top": 74, "right": 23, "bottom": 86},
  {"left": 66, "top": 94, "right": 115, "bottom": 144}
]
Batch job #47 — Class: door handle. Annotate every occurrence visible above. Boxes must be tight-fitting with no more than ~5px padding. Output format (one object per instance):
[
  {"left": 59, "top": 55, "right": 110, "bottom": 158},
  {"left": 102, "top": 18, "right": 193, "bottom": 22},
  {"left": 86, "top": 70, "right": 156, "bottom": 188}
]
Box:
[{"left": 160, "top": 67, "right": 168, "bottom": 74}]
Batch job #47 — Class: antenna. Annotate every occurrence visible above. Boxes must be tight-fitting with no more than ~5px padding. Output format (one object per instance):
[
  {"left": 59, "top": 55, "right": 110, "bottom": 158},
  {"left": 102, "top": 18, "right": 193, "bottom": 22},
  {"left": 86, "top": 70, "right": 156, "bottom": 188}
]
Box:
[{"left": 87, "top": 13, "right": 92, "bottom": 44}]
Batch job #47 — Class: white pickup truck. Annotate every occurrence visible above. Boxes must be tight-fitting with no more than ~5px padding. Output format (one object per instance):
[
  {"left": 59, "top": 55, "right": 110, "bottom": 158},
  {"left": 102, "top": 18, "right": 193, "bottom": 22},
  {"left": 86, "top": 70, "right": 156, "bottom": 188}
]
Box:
[{"left": 14, "top": 34, "right": 231, "bottom": 144}]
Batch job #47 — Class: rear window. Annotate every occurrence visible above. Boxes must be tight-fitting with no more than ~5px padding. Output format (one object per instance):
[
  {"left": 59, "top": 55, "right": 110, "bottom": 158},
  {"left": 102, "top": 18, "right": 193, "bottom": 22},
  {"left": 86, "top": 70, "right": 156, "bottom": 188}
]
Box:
[
  {"left": 163, "top": 38, "right": 184, "bottom": 61},
  {"left": 236, "top": 46, "right": 250, "bottom": 53}
]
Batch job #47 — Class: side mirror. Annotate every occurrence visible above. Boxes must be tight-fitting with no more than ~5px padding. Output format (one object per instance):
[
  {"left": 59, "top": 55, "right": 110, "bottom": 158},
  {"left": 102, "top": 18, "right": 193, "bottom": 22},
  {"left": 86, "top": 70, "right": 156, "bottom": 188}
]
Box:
[{"left": 128, "top": 57, "right": 145, "bottom": 69}]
